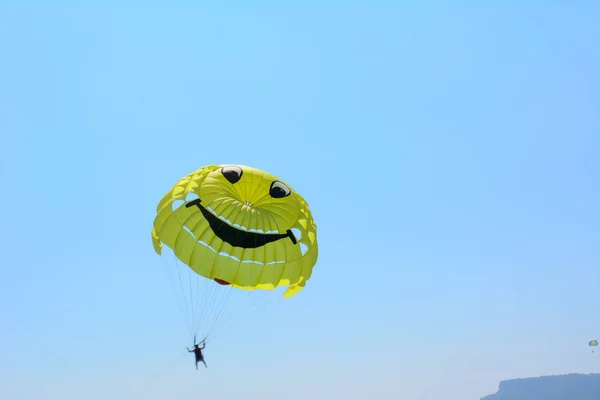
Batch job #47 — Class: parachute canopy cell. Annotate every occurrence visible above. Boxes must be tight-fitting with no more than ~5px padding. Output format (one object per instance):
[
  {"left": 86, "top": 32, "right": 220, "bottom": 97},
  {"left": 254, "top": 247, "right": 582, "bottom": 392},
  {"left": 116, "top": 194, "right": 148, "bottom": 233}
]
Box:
[
  {"left": 151, "top": 164, "right": 318, "bottom": 298},
  {"left": 590, "top": 340, "right": 598, "bottom": 347}
]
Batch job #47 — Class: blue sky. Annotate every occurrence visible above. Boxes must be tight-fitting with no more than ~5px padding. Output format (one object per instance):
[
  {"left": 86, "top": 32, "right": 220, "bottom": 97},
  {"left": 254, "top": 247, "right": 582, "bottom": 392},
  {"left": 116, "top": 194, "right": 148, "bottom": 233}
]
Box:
[{"left": 1, "top": 2, "right": 599, "bottom": 400}]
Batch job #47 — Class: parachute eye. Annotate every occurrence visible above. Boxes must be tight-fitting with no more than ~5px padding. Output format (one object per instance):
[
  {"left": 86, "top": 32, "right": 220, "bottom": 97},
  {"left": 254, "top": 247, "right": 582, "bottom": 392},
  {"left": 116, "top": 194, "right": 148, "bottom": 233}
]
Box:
[
  {"left": 221, "top": 166, "right": 243, "bottom": 184},
  {"left": 269, "top": 181, "right": 291, "bottom": 198}
]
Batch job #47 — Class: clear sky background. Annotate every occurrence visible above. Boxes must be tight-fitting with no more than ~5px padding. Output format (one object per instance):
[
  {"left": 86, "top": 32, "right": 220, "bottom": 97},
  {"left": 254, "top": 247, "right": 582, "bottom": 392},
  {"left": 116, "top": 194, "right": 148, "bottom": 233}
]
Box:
[{"left": 1, "top": 2, "right": 599, "bottom": 400}]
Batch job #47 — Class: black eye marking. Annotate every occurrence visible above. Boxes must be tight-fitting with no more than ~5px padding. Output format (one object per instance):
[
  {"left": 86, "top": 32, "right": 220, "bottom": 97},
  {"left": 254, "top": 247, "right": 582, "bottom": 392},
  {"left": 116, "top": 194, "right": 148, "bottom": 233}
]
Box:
[
  {"left": 221, "top": 166, "right": 243, "bottom": 184},
  {"left": 269, "top": 181, "right": 291, "bottom": 198}
]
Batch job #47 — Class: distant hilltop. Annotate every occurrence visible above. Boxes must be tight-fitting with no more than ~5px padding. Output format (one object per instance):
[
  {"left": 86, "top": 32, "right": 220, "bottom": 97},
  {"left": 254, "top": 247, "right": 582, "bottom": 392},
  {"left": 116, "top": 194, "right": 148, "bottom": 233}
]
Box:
[{"left": 481, "top": 373, "right": 600, "bottom": 400}]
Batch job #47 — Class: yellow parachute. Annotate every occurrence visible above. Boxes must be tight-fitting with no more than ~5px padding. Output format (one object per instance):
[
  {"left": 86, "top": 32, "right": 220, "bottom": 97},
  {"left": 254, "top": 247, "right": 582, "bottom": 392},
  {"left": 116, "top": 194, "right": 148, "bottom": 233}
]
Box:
[
  {"left": 151, "top": 164, "right": 318, "bottom": 341},
  {"left": 590, "top": 340, "right": 598, "bottom": 353}
]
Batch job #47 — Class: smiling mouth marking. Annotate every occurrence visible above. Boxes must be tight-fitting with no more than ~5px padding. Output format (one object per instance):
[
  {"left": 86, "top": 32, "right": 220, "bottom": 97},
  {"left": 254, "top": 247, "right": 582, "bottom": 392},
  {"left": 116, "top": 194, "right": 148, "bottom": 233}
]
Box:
[{"left": 185, "top": 198, "right": 297, "bottom": 249}]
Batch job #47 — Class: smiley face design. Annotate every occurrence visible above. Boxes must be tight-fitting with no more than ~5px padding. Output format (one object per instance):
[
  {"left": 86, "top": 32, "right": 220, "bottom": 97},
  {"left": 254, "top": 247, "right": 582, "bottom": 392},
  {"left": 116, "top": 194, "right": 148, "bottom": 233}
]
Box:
[{"left": 151, "top": 164, "right": 318, "bottom": 298}]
